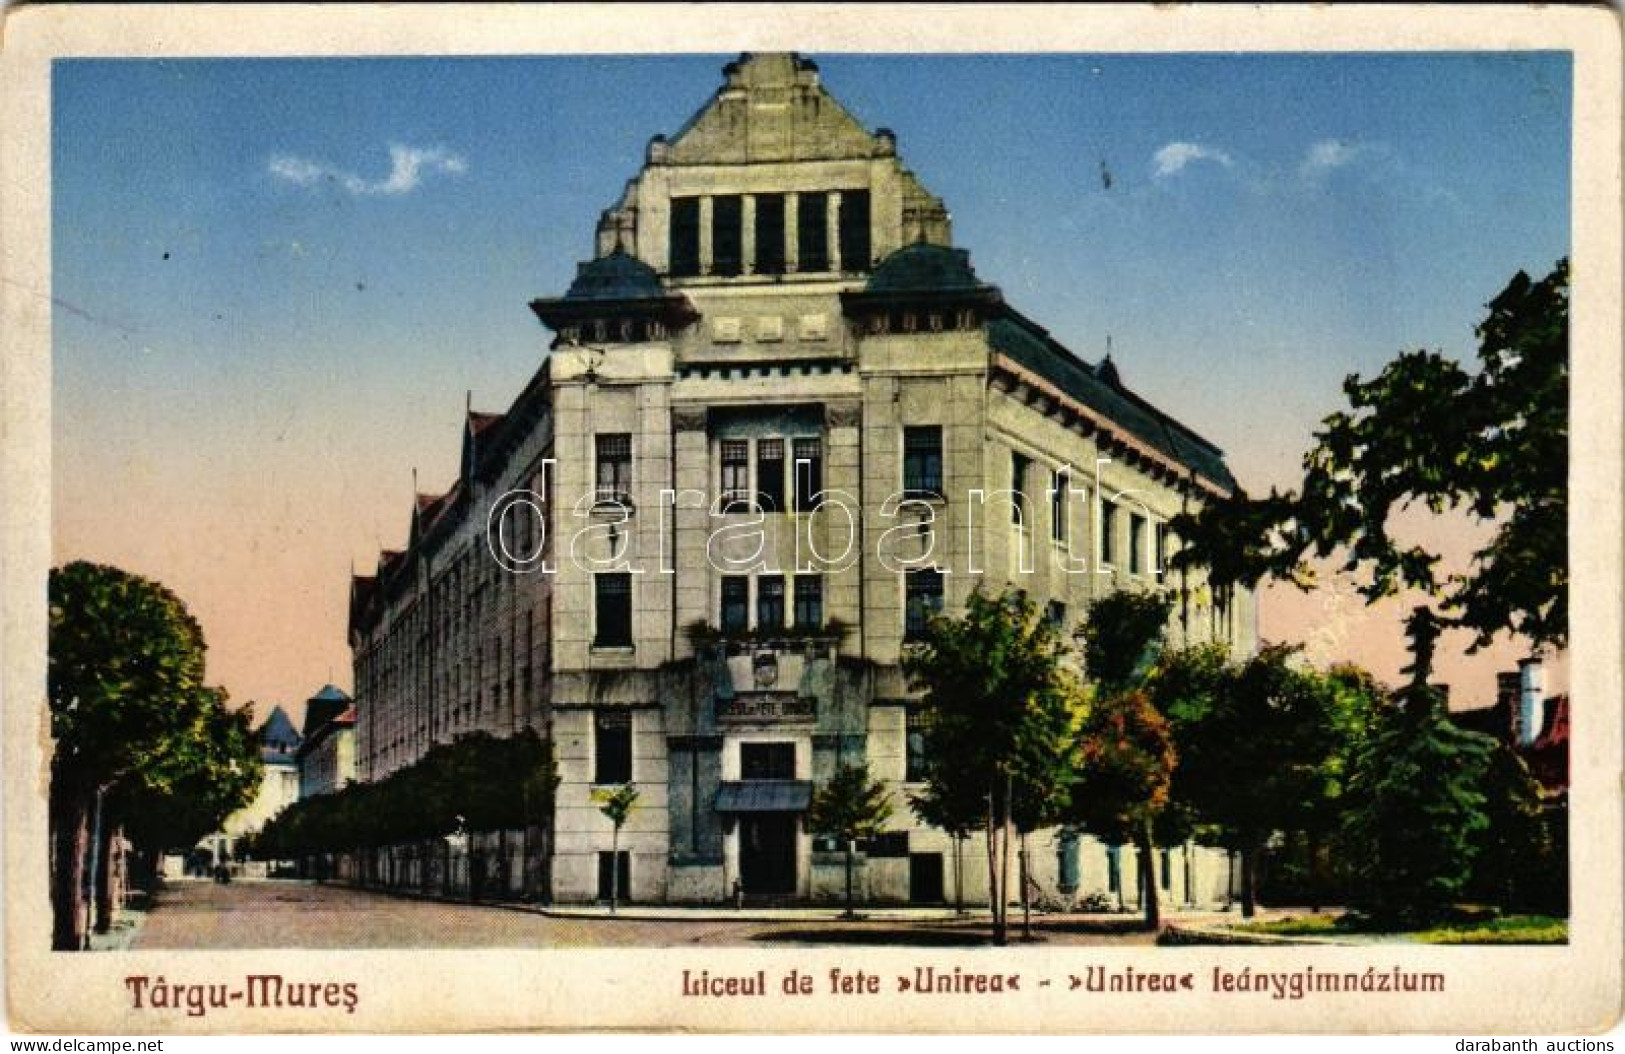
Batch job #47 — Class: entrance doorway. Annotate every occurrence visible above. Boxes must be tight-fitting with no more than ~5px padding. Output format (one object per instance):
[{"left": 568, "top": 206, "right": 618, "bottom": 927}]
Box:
[
  {"left": 739, "top": 813, "right": 797, "bottom": 895},
  {"left": 909, "top": 852, "right": 945, "bottom": 904}
]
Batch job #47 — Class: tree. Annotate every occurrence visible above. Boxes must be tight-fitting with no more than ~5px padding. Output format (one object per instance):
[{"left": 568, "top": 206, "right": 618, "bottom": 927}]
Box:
[
  {"left": 1068, "top": 689, "right": 1177, "bottom": 930},
  {"left": 902, "top": 587, "right": 1079, "bottom": 945},
  {"left": 1070, "top": 590, "right": 1178, "bottom": 929},
  {"left": 596, "top": 783, "right": 639, "bottom": 913},
  {"left": 1340, "top": 609, "right": 1495, "bottom": 926},
  {"left": 48, "top": 562, "right": 255, "bottom": 950},
  {"left": 807, "top": 764, "right": 894, "bottom": 918},
  {"left": 1158, "top": 644, "right": 1346, "bottom": 917},
  {"left": 1170, "top": 258, "right": 1569, "bottom": 651},
  {"left": 107, "top": 687, "right": 261, "bottom": 922}
]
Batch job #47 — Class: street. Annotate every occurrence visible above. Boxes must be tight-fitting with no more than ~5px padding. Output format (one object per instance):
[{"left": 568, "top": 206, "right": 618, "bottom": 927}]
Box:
[{"left": 131, "top": 879, "right": 1164, "bottom": 949}]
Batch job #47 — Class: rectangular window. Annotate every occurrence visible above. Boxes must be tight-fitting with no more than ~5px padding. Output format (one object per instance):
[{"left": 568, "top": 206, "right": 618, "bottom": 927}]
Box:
[
  {"left": 904, "top": 568, "right": 945, "bottom": 639},
  {"left": 757, "top": 575, "right": 785, "bottom": 631},
  {"left": 594, "top": 573, "right": 632, "bottom": 648},
  {"left": 837, "top": 190, "right": 871, "bottom": 272},
  {"left": 595, "top": 434, "right": 632, "bottom": 504},
  {"left": 596, "top": 851, "right": 631, "bottom": 901},
  {"left": 1011, "top": 451, "right": 1031, "bottom": 525},
  {"left": 1100, "top": 499, "right": 1118, "bottom": 567},
  {"left": 903, "top": 426, "right": 943, "bottom": 497},
  {"left": 793, "top": 437, "right": 823, "bottom": 512},
  {"left": 711, "top": 194, "right": 743, "bottom": 277},
  {"left": 793, "top": 576, "right": 824, "bottom": 630},
  {"left": 593, "top": 710, "right": 632, "bottom": 784},
  {"left": 670, "top": 196, "right": 701, "bottom": 277},
  {"left": 740, "top": 742, "right": 796, "bottom": 780},
  {"left": 720, "top": 439, "right": 751, "bottom": 512},
  {"left": 905, "top": 709, "right": 929, "bottom": 782},
  {"left": 1130, "top": 512, "right": 1147, "bottom": 575},
  {"left": 1052, "top": 470, "right": 1068, "bottom": 542},
  {"left": 720, "top": 576, "right": 749, "bottom": 633},
  {"left": 1155, "top": 523, "right": 1170, "bottom": 581},
  {"left": 754, "top": 194, "right": 786, "bottom": 275},
  {"left": 1046, "top": 600, "right": 1067, "bottom": 630},
  {"left": 756, "top": 438, "right": 785, "bottom": 512},
  {"left": 797, "top": 192, "right": 829, "bottom": 272}
]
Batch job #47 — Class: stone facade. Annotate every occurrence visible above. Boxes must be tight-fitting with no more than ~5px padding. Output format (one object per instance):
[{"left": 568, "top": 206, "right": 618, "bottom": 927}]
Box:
[{"left": 349, "top": 53, "right": 1255, "bottom": 907}]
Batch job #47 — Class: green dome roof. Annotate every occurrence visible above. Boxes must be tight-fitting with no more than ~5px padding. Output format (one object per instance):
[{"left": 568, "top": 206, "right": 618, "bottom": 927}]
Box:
[
  {"left": 865, "top": 242, "right": 984, "bottom": 294},
  {"left": 563, "top": 248, "right": 664, "bottom": 301}
]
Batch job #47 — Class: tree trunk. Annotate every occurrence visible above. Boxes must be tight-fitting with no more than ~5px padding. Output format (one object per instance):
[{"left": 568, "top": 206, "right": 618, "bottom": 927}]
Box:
[
  {"left": 93, "top": 816, "right": 117, "bottom": 934},
  {"left": 50, "top": 779, "right": 92, "bottom": 951},
  {"left": 1019, "top": 832, "right": 1033, "bottom": 941},
  {"left": 844, "top": 840, "right": 856, "bottom": 919},
  {"left": 954, "top": 834, "right": 965, "bottom": 916},
  {"left": 996, "top": 776, "right": 1013, "bottom": 947},
  {"left": 1240, "top": 842, "right": 1258, "bottom": 919},
  {"left": 984, "top": 793, "right": 1000, "bottom": 944},
  {"left": 1134, "top": 824, "right": 1160, "bottom": 931}
]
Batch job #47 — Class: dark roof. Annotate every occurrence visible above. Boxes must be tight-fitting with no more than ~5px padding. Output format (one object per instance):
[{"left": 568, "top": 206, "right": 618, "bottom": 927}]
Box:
[
  {"left": 302, "top": 694, "right": 351, "bottom": 740},
  {"left": 986, "top": 312, "right": 1236, "bottom": 491},
  {"left": 865, "top": 242, "right": 984, "bottom": 294},
  {"left": 258, "top": 704, "right": 301, "bottom": 763},
  {"left": 1450, "top": 703, "right": 1509, "bottom": 741},
  {"left": 298, "top": 704, "right": 358, "bottom": 758},
  {"left": 309, "top": 683, "right": 350, "bottom": 704},
  {"left": 561, "top": 248, "right": 665, "bottom": 302},
  {"left": 714, "top": 780, "right": 813, "bottom": 813}
]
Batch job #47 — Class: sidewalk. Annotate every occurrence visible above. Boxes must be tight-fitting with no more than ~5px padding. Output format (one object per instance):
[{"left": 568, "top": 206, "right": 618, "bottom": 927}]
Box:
[{"left": 535, "top": 903, "right": 994, "bottom": 923}]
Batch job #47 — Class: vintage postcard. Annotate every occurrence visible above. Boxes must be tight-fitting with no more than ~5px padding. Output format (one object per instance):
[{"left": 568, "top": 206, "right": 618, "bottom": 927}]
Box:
[{"left": 2, "top": 2, "right": 1621, "bottom": 1036}]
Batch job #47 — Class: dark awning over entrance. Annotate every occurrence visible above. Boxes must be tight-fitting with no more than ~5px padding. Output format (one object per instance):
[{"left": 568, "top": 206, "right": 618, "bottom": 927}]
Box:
[{"left": 714, "top": 780, "right": 812, "bottom": 813}]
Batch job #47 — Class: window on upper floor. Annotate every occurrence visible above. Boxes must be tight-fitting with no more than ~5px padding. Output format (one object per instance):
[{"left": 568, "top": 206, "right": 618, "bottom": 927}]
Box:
[
  {"left": 904, "top": 568, "right": 945, "bottom": 640},
  {"left": 905, "top": 708, "right": 929, "bottom": 782},
  {"left": 1100, "top": 499, "right": 1119, "bottom": 567},
  {"left": 903, "top": 426, "right": 943, "bottom": 498},
  {"left": 740, "top": 742, "right": 795, "bottom": 780},
  {"left": 792, "top": 437, "right": 823, "bottom": 512},
  {"left": 594, "top": 710, "right": 632, "bottom": 784},
  {"left": 793, "top": 575, "right": 823, "bottom": 630},
  {"left": 838, "top": 190, "right": 871, "bottom": 272},
  {"left": 670, "top": 196, "right": 701, "bottom": 277},
  {"left": 594, "top": 573, "right": 633, "bottom": 648},
  {"left": 712, "top": 194, "right": 743, "bottom": 277},
  {"left": 1011, "top": 451, "right": 1031, "bottom": 525},
  {"left": 1155, "top": 523, "right": 1170, "bottom": 581},
  {"left": 595, "top": 434, "right": 632, "bottom": 504},
  {"left": 757, "top": 575, "right": 785, "bottom": 631},
  {"left": 1130, "top": 512, "right": 1147, "bottom": 575},
  {"left": 1052, "top": 470, "right": 1069, "bottom": 543},
  {"left": 754, "top": 194, "right": 786, "bottom": 275},
  {"left": 720, "top": 439, "right": 751, "bottom": 512},
  {"left": 755, "top": 438, "right": 785, "bottom": 512},
  {"left": 720, "top": 576, "right": 749, "bottom": 633},
  {"left": 797, "top": 192, "right": 829, "bottom": 273}
]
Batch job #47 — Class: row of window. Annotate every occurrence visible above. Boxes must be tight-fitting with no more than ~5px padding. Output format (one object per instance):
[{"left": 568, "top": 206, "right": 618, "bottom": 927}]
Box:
[
  {"left": 590, "top": 570, "right": 1081, "bottom": 650},
  {"left": 670, "top": 190, "right": 871, "bottom": 278},
  {"left": 593, "top": 718, "right": 926, "bottom": 788},
  {"left": 596, "top": 429, "right": 1173, "bottom": 573},
  {"left": 719, "top": 436, "right": 823, "bottom": 512}
]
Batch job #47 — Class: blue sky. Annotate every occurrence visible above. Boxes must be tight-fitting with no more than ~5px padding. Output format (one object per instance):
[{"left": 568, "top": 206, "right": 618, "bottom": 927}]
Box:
[{"left": 51, "top": 52, "right": 1571, "bottom": 714}]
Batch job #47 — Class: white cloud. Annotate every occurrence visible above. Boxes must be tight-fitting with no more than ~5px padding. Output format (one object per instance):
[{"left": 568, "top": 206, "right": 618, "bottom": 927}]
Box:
[
  {"left": 268, "top": 143, "right": 467, "bottom": 196},
  {"left": 1299, "top": 139, "right": 1366, "bottom": 178},
  {"left": 1152, "top": 141, "right": 1233, "bottom": 179}
]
